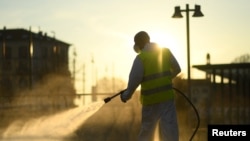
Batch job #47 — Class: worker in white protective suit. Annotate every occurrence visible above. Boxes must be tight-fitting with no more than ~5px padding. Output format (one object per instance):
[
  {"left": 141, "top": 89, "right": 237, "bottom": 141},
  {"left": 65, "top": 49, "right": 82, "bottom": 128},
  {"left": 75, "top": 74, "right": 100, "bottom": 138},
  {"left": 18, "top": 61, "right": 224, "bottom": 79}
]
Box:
[{"left": 120, "top": 31, "right": 181, "bottom": 141}]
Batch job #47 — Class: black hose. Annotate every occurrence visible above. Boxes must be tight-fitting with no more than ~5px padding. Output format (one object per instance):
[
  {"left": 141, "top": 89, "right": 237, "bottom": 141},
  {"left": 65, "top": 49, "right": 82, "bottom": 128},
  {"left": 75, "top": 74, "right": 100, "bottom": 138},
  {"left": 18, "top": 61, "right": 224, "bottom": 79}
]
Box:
[
  {"left": 104, "top": 88, "right": 200, "bottom": 141},
  {"left": 173, "top": 87, "right": 200, "bottom": 141}
]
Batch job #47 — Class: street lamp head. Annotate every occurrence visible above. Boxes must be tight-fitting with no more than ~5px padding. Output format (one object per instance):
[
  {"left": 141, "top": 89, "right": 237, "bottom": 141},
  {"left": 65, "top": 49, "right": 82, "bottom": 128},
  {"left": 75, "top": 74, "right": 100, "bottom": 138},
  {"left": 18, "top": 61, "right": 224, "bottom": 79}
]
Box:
[
  {"left": 193, "top": 5, "right": 204, "bottom": 17},
  {"left": 172, "top": 6, "right": 183, "bottom": 18}
]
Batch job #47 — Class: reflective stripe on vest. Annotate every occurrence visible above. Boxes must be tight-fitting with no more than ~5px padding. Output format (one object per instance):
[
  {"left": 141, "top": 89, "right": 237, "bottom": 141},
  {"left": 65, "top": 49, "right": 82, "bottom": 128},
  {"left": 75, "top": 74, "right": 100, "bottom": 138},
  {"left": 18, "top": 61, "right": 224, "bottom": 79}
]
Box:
[
  {"left": 142, "top": 70, "right": 172, "bottom": 83},
  {"left": 141, "top": 83, "right": 172, "bottom": 95},
  {"left": 138, "top": 47, "right": 174, "bottom": 105}
]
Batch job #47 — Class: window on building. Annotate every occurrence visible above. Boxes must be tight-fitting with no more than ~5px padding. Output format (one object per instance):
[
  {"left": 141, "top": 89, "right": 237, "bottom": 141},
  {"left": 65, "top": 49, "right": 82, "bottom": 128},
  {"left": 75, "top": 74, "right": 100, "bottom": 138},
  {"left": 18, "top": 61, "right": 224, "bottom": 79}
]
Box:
[
  {"left": 5, "top": 46, "right": 12, "bottom": 59},
  {"left": 42, "top": 46, "right": 48, "bottom": 58},
  {"left": 2, "top": 46, "right": 12, "bottom": 70},
  {"left": 0, "top": 46, "right": 2, "bottom": 58},
  {"left": 18, "top": 46, "right": 29, "bottom": 59}
]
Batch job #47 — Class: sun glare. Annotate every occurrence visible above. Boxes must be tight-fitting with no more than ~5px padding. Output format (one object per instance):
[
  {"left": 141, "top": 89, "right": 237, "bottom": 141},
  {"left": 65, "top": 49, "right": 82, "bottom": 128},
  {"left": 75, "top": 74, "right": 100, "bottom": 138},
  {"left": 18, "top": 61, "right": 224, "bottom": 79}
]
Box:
[
  {"left": 150, "top": 31, "right": 180, "bottom": 52},
  {"left": 149, "top": 30, "right": 186, "bottom": 74}
]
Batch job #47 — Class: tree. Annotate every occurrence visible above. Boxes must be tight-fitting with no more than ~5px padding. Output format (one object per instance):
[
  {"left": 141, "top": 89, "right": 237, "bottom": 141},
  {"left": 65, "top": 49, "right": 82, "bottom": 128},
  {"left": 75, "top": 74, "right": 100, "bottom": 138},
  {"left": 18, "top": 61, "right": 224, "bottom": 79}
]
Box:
[{"left": 232, "top": 53, "right": 250, "bottom": 63}]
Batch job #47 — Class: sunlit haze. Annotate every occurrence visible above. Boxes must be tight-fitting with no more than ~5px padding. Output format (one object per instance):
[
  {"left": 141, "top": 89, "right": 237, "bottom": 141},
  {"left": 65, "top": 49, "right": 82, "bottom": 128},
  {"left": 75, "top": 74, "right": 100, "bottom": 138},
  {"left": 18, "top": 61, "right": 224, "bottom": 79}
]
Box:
[{"left": 1, "top": 0, "right": 249, "bottom": 93}]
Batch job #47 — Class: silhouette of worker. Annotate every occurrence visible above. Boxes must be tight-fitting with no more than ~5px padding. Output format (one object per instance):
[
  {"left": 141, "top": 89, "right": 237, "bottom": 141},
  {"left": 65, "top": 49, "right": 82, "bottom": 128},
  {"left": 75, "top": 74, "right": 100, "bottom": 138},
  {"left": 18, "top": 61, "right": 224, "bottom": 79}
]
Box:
[{"left": 120, "top": 31, "right": 181, "bottom": 141}]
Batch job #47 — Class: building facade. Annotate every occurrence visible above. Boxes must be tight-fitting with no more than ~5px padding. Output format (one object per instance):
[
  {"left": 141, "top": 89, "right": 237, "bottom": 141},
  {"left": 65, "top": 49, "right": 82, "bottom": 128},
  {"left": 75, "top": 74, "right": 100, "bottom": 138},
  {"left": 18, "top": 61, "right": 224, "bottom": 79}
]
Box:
[{"left": 0, "top": 27, "right": 71, "bottom": 96}]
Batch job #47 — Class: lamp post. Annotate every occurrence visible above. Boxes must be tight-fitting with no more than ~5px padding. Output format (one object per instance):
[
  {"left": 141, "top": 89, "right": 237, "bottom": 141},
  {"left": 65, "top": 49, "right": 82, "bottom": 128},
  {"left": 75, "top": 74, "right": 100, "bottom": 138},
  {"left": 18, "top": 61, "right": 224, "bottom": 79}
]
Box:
[{"left": 172, "top": 4, "right": 204, "bottom": 97}]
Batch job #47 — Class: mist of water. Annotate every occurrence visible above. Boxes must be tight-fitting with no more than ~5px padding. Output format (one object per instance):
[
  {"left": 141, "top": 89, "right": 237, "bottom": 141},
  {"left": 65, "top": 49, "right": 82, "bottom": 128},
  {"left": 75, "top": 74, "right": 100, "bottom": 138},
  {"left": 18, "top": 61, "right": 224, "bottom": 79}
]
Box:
[{"left": 1, "top": 101, "right": 104, "bottom": 141}]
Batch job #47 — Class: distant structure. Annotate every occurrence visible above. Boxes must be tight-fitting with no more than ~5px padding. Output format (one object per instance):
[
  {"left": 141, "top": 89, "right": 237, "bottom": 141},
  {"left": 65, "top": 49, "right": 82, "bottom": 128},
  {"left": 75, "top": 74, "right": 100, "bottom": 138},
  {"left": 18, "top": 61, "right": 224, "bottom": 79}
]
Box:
[
  {"left": 206, "top": 53, "right": 211, "bottom": 79},
  {"left": 0, "top": 27, "right": 71, "bottom": 96},
  {"left": 193, "top": 55, "right": 250, "bottom": 125}
]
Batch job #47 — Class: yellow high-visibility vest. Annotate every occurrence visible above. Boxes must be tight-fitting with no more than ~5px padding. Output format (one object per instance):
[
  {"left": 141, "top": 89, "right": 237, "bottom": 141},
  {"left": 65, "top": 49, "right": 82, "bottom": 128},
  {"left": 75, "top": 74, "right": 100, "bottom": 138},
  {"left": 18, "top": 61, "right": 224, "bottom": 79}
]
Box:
[{"left": 138, "top": 47, "right": 174, "bottom": 105}]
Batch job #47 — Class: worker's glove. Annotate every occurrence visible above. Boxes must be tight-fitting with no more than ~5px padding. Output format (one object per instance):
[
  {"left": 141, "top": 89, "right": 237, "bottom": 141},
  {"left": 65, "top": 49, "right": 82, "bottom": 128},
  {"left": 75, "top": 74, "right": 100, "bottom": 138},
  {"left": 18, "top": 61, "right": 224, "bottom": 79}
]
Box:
[{"left": 120, "top": 89, "right": 128, "bottom": 103}]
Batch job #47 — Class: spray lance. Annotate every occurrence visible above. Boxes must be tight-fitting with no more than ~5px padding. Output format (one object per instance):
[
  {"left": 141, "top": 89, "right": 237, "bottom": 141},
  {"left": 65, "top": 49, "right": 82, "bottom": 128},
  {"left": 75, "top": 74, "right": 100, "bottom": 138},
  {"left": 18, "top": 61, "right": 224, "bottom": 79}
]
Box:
[{"left": 104, "top": 89, "right": 126, "bottom": 103}]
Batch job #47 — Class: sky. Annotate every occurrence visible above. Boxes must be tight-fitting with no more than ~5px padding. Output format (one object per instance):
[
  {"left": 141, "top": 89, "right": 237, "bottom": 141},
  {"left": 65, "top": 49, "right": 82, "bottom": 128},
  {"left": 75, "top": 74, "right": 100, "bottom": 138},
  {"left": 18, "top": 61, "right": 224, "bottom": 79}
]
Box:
[{"left": 1, "top": 0, "right": 250, "bottom": 93}]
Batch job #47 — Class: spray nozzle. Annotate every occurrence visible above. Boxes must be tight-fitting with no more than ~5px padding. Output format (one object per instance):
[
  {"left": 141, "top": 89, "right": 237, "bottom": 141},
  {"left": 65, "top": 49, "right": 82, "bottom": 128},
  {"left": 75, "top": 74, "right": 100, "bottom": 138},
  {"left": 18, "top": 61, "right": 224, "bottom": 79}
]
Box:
[{"left": 104, "top": 97, "right": 112, "bottom": 103}]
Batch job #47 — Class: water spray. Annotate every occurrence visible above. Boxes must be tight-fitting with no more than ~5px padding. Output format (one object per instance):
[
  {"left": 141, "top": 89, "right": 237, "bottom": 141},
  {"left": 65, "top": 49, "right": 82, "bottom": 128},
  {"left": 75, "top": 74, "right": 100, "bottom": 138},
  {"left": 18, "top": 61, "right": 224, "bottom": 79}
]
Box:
[{"left": 1, "top": 101, "right": 105, "bottom": 141}]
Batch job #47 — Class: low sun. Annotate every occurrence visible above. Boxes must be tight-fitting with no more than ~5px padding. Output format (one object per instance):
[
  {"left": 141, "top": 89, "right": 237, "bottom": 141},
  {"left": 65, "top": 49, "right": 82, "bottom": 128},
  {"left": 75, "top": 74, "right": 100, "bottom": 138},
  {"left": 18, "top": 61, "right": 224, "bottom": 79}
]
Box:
[
  {"left": 149, "top": 30, "right": 185, "bottom": 65},
  {"left": 149, "top": 32, "right": 181, "bottom": 52},
  {"left": 149, "top": 31, "right": 178, "bottom": 50}
]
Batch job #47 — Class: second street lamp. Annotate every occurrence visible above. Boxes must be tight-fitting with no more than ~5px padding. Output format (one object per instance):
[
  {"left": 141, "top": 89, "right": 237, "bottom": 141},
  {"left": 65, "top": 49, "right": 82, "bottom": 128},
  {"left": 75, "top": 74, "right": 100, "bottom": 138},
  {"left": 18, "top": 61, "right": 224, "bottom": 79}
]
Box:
[{"left": 172, "top": 4, "right": 204, "bottom": 98}]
